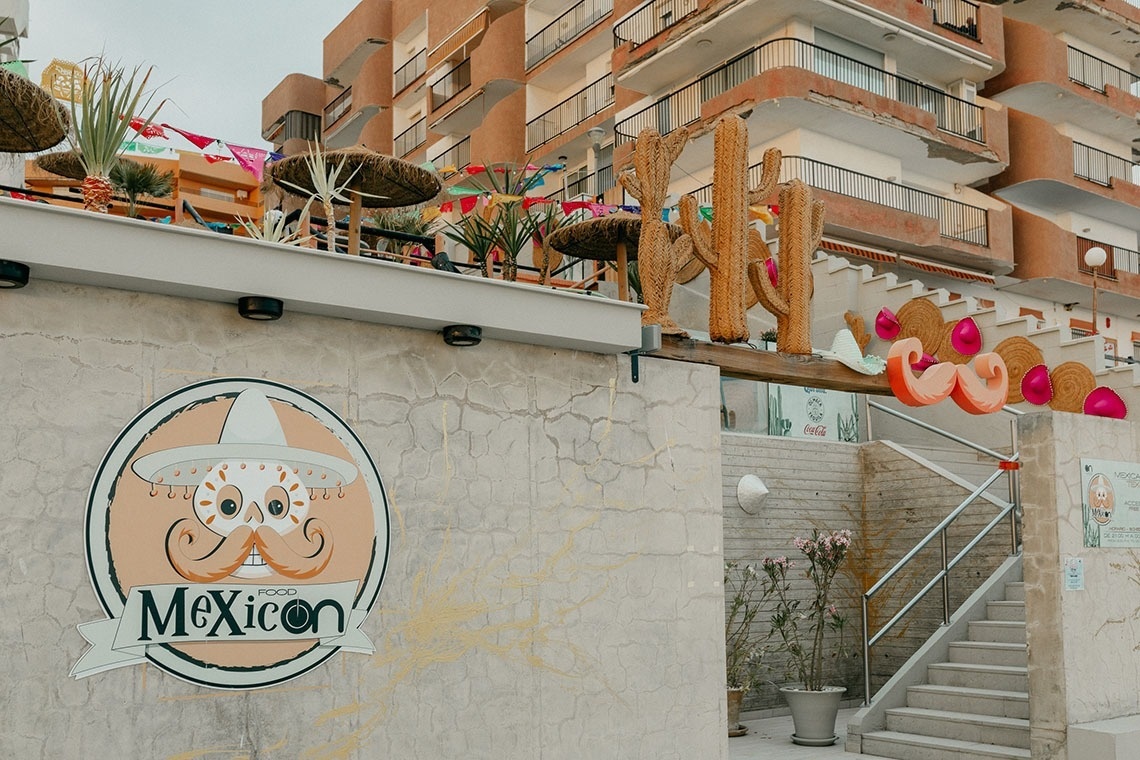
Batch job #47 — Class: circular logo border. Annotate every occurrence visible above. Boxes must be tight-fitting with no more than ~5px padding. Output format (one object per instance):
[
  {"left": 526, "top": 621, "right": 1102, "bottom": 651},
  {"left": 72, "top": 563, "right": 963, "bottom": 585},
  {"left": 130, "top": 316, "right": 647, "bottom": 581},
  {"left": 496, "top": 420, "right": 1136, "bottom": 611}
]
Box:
[{"left": 84, "top": 378, "right": 390, "bottom": 689}]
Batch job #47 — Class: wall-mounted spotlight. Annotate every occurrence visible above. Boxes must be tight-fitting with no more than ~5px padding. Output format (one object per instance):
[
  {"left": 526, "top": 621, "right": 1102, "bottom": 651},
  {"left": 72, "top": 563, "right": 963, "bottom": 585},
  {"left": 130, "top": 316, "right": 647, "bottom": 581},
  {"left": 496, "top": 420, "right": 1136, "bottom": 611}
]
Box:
[
  {"left": 0, "top": 260, "right": 30, "bottom": 289},
  {"left": 237, "top": 296, "right": 284, "bottom": 321},
  {"left": 442, "top": 324, "right": 482, "bottom": 347}
]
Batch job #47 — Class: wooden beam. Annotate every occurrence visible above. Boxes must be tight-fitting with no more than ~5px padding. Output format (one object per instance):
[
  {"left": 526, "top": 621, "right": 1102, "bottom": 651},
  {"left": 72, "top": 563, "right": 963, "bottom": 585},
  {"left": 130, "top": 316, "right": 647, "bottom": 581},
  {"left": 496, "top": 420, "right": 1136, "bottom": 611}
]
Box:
[{"left": 650, "top": 335, "right": 895, "bottom": 396}]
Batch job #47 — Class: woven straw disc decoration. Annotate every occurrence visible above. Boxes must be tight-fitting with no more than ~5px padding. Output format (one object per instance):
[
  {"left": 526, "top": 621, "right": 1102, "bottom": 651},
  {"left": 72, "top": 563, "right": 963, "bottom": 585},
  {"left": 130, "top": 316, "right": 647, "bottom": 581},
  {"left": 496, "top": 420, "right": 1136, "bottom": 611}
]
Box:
[
  {"left": 1048, "top": 362, "right": 1096, "bottom": 413},
  {"left": 993, "top": 337, "right": 1044, "bottom": 404},
  {"left": 895, "top": 298, "right": 945, "bottom": 356},
  {"left": 937, "top": 321, "right": 974, "bottom": 365}
]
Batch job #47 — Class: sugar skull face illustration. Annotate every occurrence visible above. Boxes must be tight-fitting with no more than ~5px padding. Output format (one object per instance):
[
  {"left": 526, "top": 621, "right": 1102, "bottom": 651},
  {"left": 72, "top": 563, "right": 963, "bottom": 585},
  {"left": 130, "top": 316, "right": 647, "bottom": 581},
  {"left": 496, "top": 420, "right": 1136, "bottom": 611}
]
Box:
[
  {"left": 132, "top": 389, "right": 355, "bottom": 583},
  {"left": 1088, "top": 473, "right": 1114, "bottom": 525}
]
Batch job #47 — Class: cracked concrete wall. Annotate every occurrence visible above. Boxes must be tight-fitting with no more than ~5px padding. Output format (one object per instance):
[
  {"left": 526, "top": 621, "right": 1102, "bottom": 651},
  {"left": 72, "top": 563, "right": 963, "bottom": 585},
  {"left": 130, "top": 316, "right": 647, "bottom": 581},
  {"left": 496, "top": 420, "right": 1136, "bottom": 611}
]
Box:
[
  {"left": 0, "top": 280, "right": 726, "bottom": 759},
  {"left": 1020, "top": 411, "right": 1140, "bottom": 760}
]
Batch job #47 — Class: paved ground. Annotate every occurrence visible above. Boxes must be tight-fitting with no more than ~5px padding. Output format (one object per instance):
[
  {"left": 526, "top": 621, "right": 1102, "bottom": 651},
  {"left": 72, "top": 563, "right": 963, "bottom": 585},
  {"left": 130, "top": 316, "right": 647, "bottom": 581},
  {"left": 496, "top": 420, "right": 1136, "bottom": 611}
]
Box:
[{"left": 729, "top": 708, "right": 880, "bottom": 760}]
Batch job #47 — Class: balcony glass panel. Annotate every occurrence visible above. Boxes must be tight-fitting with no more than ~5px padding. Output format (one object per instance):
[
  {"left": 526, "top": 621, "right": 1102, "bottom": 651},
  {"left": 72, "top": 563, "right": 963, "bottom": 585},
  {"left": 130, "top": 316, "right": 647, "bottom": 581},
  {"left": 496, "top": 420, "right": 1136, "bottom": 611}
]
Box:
[
  {"left": 613, "top": 0, "right": 698, "bottom": 47},
  {"left": 526, "top": 0, "right": 612, "bottom": 69},
  {"left": 324, "top": 87, "right": 352, "bottom": 129},
  {"left": 395, "top": 117, "right": 427, "bottom": 157},
  {"left": 431, "top": 136, "right": 471, "bottom": 174},
  {"left": 689, "top": 155, "right": 989, "bottom": 247},
  {"left": 394, "top": 49, "right": 427, "bottom": 94},
  {"left": 431, "top": 58, "right": 472, "bottom": 110},
  {"left": 615, "top": 39, "right": 985, "bottom": 145},
  {"left": 526, "top": 74, "right": 614, "bottom": 151}
]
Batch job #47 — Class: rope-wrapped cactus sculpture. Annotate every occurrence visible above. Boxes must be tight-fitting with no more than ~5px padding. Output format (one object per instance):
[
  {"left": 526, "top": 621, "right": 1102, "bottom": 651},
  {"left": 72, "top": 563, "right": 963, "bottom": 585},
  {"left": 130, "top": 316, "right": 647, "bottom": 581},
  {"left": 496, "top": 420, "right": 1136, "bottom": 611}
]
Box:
[
  {"left": 618, "top": 127, "right": 692, "bottom": 335},
  {"left": 678, "top": 115, "right": 781, "bottom": 343},
  {"left": 747, "top": 179, "right": 824, "bottom": 355}
]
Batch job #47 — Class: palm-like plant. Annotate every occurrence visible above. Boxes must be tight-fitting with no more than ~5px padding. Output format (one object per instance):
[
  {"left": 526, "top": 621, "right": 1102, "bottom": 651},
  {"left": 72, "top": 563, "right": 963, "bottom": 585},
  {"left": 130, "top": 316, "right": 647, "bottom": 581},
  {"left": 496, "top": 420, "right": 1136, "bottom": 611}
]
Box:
[
  {"left": 113, "top": 161, "right": 173, "bottom": 217},
  {"left": 491, "top": 200, "right": 539, "bottom": 281},
  {"left": 65, "top": 57, "right": 164, "bottom": 213},
  {"left": 369, "top": 208, "right": 437, "bottom": 261}
]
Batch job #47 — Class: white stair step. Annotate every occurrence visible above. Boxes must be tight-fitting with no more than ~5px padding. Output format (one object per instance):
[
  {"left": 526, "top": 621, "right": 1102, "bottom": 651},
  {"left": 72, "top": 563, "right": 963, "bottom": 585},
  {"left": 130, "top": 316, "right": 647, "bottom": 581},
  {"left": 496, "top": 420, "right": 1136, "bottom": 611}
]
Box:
[
  {"left": 1004, "top": 582, "right": 1025, "bottom": 602},
  {"left": 885, "top": 707, "right": 1030, "bottom": 749},
  {"left": 927, "top": 662, "right": 1028, "bottom": 692},
  {"left": 969, "top": 620, "right": 1026, "bottom": 644},
  {"left": 985, "top": 601, "right": 1026, "bottom": 622},
  {"left": 861, "top": 730, "right": 1031, "bottom": 760},
  {"left": 949, "top": 640, "right": 1027, "bottom": 667},
  {"left": 906, "top": 684, "right": 1029, "bottom": 719}
]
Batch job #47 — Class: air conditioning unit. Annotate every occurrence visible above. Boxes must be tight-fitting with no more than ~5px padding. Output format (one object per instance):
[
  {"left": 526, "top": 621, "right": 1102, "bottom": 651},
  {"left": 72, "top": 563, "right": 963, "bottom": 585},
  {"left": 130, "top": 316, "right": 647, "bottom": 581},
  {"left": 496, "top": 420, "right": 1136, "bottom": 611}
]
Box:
[{"left": 948, "top": 78, "right": 977, "bottom": 103}]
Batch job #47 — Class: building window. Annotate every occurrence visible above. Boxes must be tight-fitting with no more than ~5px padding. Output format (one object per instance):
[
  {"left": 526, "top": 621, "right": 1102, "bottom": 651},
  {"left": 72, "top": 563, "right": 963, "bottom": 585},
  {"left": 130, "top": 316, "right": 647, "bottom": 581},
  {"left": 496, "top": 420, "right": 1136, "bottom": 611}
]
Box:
[{"left": 200, "top": 188, "right": 236, "bottom": 203}]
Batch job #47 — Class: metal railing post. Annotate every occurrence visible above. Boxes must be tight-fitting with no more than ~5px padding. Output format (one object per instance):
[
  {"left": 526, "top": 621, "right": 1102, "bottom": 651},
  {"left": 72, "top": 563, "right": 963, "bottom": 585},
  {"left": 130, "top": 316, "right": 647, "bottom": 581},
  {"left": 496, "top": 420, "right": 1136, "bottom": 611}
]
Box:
[
  {"left": 1009, "top": 418, "right": 1020, "bottom": 555},
  {"left": 940, "top": 530, "right": 951, "bottom": 624},
  {"left": 862, "top": 596, "right": 872, "bottom": 705}
]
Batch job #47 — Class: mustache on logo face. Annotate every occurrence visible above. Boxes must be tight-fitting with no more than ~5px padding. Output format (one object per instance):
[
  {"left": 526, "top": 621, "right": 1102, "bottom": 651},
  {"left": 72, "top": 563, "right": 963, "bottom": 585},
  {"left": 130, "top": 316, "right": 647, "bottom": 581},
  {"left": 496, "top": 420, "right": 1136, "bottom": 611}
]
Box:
[{"left": 166, "top": 518, "right": 333, "bottom": 582}]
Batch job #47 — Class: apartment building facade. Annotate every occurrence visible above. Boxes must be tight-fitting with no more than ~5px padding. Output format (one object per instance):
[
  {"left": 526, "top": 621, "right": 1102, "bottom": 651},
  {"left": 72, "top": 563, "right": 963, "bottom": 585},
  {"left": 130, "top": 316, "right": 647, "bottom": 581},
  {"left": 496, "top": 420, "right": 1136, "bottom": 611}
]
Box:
[{"left": 262, "top": 0, "right": 1140, "bottom": 358}]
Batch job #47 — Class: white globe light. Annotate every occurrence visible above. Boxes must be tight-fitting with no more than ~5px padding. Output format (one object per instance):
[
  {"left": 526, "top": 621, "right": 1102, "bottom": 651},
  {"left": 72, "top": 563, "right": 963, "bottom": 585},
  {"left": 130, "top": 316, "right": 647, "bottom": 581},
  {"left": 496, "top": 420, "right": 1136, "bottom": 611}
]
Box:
[{"left": 1085, "top": 246, "right": 1108, "bottom": 268}]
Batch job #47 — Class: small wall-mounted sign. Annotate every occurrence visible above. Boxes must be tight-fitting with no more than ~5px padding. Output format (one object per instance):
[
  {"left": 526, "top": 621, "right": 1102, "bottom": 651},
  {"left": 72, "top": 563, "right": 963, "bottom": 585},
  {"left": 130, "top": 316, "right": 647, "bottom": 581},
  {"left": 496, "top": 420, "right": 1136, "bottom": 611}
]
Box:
[
  {"left": 1064, "top": 557, "right": 1085, "bottom": 591},
  {"left": 73, "top": 379, "right": 390, "bottom": 689},
  {"left": 1080, "top": 459, "right": 1140, "bottom": 549}
]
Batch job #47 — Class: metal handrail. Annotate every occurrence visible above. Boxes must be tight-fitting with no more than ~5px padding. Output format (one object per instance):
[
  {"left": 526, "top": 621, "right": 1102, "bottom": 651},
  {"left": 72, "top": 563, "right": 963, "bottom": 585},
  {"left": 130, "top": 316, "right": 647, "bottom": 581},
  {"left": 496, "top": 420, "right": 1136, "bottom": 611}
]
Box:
[{"left": 860, "top": 401, "right": 1022, "bottom": 704}]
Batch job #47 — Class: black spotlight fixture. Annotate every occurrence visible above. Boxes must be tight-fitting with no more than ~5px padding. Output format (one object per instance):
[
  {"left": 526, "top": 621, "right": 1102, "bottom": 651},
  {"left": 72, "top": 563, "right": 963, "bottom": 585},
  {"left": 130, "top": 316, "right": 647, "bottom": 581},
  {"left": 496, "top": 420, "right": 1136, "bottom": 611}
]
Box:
[
  {"left": 0, "top": 260, "right": 30, "bottom": 289},
  {"left": 237, "top": 296, "right": 284, "bottom": 321},
  {"left": 442, "top": 324, "right": 482, "bottom": 347}
]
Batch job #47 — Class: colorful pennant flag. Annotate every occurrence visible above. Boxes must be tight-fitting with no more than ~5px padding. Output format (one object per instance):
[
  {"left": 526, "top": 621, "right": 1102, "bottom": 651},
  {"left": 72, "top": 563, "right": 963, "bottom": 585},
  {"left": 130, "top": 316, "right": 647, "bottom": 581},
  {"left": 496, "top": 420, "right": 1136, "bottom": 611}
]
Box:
[
  {"left": 161, "top": 124, "right": 218, "bottom": 149},
  {"left": 460, "top": 195, "right": 479, "bottom": 214},
  {"left": 204, "top": 154, "right": 233, "bottom": 164},
  {"left": 128, "top": 117, "right": 168, "bottom": 139},
  {"left": 226, "top": 143, "right": 270, "bottom": 181}
]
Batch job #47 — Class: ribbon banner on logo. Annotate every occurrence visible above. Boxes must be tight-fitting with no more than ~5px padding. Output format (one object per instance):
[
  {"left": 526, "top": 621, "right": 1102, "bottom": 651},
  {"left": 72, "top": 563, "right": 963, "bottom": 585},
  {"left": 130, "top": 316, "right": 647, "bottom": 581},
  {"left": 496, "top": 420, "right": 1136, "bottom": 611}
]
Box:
[{"left": 71, "top": 581, "right": 372, "bottom": 679}]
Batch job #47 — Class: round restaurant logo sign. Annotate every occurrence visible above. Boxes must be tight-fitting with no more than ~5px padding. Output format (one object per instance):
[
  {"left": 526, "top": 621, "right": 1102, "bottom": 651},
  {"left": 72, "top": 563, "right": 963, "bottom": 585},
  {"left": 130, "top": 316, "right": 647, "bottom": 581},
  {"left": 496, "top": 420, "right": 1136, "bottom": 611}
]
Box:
[
  {"left": 1087, "top": 473, "right": 1114, "bottom": 526},
  {"left": 73, "top": 379, "right": 389, "bottom": 689}
]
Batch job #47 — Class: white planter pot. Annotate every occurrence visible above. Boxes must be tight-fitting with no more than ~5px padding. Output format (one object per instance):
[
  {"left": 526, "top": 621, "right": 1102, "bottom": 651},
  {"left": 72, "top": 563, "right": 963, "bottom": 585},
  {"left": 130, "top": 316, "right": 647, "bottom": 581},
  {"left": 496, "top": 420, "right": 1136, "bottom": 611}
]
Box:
[{"left": 779, "top": 685, "right": 845, "bottom": 746}]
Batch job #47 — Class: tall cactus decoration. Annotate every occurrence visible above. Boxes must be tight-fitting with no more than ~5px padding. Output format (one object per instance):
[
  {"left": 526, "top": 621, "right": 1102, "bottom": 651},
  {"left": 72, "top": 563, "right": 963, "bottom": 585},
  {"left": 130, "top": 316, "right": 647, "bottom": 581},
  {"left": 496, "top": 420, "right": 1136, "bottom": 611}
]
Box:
[
  {"left": 619, "top": 127, "right": 693, "bottom": 336},
  {"left": 679, "top": 115, "right": 781, "bottom": 343},
  {"left": 747, "top": 179, "right": 825, "bottom": 355}
]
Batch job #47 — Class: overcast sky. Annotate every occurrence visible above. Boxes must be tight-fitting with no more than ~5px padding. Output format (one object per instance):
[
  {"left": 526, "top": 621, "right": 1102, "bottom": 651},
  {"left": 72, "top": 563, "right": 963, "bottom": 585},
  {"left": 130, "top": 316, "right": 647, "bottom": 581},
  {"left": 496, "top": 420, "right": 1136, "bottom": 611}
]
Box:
[{"left": 20, "top": 0, "right": 360, "bottom": 149}]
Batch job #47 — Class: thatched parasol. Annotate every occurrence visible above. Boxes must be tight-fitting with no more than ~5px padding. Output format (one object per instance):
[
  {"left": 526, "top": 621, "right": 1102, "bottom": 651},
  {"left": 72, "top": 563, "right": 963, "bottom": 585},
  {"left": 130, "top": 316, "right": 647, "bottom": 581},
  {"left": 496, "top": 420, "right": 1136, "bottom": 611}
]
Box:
[
  {"left": 547, "top": 212, "right": 684, "bottom": 302},
  {"left": 0, "top": 68, "right": 69, "bottom": 154},
  {"left": 269, "top": 145, "right": 441, "bottom": 256},
  {"left": 35, "top": 150, "right": 138, "bottom": 181}
]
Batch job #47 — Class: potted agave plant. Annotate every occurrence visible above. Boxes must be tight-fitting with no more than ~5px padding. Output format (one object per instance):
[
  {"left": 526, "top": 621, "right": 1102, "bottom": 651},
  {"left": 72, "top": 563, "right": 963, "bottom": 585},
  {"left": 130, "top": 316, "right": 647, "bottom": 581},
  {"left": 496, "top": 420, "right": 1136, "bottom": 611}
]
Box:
[
  {"left": 724, "top": 560, "right": 774, "bottom": 737},
  {"left": 762, "top": 528, "right": 854, "bottom": 746}
]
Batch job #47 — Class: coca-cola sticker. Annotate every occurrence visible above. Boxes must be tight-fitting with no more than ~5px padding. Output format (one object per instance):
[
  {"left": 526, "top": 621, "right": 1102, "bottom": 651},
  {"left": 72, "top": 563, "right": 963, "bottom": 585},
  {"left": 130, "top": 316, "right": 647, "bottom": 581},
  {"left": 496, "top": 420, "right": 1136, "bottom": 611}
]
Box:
[{"left": 74, "top": 378, "right": 390, "bottom": 689}]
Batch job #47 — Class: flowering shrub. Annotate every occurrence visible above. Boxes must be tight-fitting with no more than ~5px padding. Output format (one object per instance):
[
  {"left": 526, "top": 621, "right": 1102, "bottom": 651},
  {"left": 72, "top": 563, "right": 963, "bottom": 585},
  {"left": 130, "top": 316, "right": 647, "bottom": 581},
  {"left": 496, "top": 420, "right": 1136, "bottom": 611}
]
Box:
[
  {"left": 763, "top": 529, "right": 853, "bottom": 691},
  {"left": 724, "top": 561, "right": 776, "bottom": 691}
]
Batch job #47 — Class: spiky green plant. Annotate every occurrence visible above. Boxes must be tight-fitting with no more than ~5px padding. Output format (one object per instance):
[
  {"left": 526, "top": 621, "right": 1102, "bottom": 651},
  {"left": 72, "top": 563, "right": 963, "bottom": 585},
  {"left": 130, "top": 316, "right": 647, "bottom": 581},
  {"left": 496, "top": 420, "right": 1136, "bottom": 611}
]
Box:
[
  {"left": 490, "top": 201, "right": 540, "bottom": 281},
  {"left": 442, "top": 211, "right": 500, "bottom": 277},
  {"left": 65, "top": 57, "right": 164, "bottom": 213},
  {"left": 237, "top": 197, "right": 315, "bottom": 246},
  {"left": 113, "top": 161, "right": 173, "bottom": 217}
]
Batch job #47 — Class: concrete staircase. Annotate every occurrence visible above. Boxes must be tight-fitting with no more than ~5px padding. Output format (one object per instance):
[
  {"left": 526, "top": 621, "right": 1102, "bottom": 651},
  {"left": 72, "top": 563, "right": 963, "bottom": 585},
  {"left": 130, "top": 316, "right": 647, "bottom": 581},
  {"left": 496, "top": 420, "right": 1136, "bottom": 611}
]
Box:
[{"left": 859, "top": 581, "right": 1029, "bottom": 760}]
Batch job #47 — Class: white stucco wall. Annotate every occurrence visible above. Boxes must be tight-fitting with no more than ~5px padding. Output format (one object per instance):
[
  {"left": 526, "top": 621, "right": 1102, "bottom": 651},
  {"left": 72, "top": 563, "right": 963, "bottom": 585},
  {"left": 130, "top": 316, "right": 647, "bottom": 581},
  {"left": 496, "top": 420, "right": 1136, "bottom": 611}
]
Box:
[
  {"left": 0, "top": 278, "right": 726, "bottom": 758},
  {"left": 1020, "top": 412, "right": 1140, "bottom": 760}
]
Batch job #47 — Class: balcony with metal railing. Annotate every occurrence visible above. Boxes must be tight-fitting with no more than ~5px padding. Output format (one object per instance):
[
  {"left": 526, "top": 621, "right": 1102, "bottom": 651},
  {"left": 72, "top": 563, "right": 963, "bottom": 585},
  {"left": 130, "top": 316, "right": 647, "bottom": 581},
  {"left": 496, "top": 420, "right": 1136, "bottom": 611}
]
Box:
[
  {"left": 921, "top": 0, "right": 981, "bottom": 42},
  {"left": 430, "top": 58, "right": 472, "bottom": 111},
  {"left": 615, "top": 39, "right": 985, "bottom": 146},
  {"left": 688, "top": 154, "right": 989, "bottom": 247},
  {"left": 612, "top": 0, "right": 698, "bottom": 48},
  {"left": 527, "top": 74, "right": 614, "bottom": 152},
  {"left": 527, "top": 0, "right": 612, "bottom": 70},
  {"left": 394, "top": 49, "right": 427, "bottom": 95},
  {"left": 431, "top": 137, "right": 471, "bottom": 175},
  {"left": 324, "top": 87, "right": 352, "bottom": 129},
  {"left": 1068, "top": 46, "right": 1140, "bottom": 96},
  {"left": 1073, "top": 142, "right": 1138, "bottom": 187},
  {"left": 395, "top": 117, "right": 427, "bottom": 157},
  {"left": 546, "top": 165, "right": 615, "bottom": 202}
]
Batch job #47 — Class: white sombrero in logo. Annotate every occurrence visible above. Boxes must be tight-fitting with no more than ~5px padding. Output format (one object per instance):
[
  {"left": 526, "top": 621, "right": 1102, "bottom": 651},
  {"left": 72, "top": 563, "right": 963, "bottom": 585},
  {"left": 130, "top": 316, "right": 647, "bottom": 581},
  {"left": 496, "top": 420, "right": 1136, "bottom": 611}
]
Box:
[
  {"left": 815, "top": 329, "right": 887, "bottom": 376},
  {"left": 131, "top": 389, "right": 358, "bottom": 487}
]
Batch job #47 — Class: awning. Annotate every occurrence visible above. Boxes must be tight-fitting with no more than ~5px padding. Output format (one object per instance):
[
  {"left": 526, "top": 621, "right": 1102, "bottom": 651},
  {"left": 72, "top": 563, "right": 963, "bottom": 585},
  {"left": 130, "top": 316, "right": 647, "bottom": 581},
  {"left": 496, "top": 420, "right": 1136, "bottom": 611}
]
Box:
[
  {"left": 819, "top": 239, "right": 995, "bottom": 285},
  {"left": 428, "top": 9, "right": 489, "bottom": 71}
]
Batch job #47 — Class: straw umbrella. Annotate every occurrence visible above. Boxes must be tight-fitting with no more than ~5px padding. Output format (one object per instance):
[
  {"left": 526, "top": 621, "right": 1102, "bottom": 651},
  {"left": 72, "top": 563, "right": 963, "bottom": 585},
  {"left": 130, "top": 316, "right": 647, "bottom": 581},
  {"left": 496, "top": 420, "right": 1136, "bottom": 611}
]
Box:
[
  {"left": 547, "top": 212, "right": 684, "bottom": 302},
  {"left": 269, "top": 145, "right": 441, "bottom": 255},
  {"left": 0, "top": 68, "right": 69, "bottom": 154}
]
